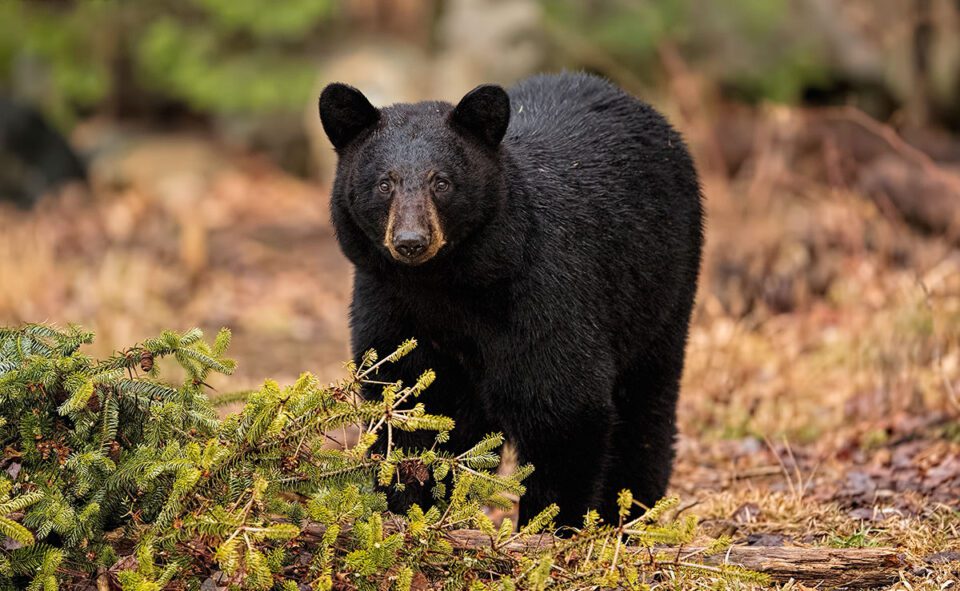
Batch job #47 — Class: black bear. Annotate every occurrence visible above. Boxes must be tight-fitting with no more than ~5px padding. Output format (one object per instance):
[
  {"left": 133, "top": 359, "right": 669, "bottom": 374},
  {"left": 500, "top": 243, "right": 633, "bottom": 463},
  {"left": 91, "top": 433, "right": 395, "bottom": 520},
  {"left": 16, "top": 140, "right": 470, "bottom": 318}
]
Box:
[{"left": 318, "top": 72, "right": 703, "bottom": 527}]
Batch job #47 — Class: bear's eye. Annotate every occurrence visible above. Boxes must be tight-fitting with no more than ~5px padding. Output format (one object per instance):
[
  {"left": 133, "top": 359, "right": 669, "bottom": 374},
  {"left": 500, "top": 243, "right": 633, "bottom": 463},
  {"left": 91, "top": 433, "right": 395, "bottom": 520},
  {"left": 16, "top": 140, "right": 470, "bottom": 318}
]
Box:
[
  {"left": 377, "top": 180, "right": 392, "bottom": 194},
  {"left": 434, "top": 178, "right": 450, "bottom": 193}
]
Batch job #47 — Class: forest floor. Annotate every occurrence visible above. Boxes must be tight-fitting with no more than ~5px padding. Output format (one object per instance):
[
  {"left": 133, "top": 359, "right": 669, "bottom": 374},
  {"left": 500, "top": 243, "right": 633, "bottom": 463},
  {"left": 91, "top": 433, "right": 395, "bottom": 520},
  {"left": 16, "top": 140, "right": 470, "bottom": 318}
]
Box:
[{"left": 0, "top": 111, "right": 958, "bottom": 589}]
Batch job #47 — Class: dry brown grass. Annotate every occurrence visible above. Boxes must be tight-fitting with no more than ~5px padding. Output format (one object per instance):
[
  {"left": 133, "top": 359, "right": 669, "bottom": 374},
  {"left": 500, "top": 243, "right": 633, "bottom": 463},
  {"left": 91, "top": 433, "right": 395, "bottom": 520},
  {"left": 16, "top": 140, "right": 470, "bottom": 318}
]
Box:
[{"left": 0, "top": 143, "right": 353, "bottom": 392}]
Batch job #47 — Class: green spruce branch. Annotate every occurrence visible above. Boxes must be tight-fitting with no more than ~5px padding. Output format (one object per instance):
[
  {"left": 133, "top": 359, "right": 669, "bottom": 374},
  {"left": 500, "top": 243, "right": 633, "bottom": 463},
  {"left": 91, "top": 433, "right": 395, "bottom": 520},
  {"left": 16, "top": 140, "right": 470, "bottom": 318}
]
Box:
[{"left": 0, "top": 323, "right": 759, "bottom": 590}]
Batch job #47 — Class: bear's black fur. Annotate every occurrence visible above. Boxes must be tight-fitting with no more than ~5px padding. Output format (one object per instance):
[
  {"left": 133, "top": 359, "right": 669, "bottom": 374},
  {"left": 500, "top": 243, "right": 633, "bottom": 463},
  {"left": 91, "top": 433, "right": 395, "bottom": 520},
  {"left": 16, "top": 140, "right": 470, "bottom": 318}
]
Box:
[{"left": 319, "top": 72, "right": 703, "bottom": 527}]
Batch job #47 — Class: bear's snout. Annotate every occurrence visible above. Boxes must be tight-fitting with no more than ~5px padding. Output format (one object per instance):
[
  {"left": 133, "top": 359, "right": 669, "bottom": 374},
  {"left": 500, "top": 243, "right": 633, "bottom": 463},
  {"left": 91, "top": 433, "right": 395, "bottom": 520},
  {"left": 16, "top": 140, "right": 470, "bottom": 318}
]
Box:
[
  {"left": 384, "top": 192, "right": 447, "bottom": 265},
  {"left": 393, "top": 230, "right": 429, "bottom": 259}
]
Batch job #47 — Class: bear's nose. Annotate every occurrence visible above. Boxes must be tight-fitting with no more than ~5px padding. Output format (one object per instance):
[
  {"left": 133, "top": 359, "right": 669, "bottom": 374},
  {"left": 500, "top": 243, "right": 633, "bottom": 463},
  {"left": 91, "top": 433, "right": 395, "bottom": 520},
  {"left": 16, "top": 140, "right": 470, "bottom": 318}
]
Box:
[{"left": 393, "top": 231, "right": 429, "bottom": 258}]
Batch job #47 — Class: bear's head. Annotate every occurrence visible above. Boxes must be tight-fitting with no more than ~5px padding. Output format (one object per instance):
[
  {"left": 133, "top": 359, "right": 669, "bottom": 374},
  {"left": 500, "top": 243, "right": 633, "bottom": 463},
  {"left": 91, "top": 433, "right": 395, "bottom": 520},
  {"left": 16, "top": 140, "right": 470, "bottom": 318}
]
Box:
[{"left": 319, "top": 83, "right": 510, "bottom": 267}]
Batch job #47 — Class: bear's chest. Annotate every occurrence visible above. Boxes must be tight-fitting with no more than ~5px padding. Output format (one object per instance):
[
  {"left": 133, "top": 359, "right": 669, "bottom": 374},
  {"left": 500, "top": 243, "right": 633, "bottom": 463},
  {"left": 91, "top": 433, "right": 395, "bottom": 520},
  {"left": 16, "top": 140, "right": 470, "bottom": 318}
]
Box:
[
  {"left": 409, "top": 290, "right": 503, "bottom": 337},
  {"left": 398, "top": 284, "right": 513, "bottom": 364}
]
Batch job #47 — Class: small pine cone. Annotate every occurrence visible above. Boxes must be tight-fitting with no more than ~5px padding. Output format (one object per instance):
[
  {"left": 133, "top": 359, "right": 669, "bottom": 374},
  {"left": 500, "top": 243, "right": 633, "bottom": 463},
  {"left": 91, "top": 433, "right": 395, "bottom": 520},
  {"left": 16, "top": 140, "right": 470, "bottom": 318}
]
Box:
[
  {"left": 139, "top": 350, "right": 154, "bottom": 372},
  {"left": 109, "top": 440, "right": 121, "bottom": 460},
  {"left": 398, "top": 459, "right": 430, "bottom": 486}
]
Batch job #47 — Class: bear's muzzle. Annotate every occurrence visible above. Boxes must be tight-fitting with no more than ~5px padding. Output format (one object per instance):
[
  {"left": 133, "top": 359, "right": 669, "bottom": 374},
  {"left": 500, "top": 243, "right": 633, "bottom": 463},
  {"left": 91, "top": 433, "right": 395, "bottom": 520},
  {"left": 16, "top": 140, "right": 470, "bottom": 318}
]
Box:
[{"left": 384, "top": 192, "right": 446, "bottom": 265}]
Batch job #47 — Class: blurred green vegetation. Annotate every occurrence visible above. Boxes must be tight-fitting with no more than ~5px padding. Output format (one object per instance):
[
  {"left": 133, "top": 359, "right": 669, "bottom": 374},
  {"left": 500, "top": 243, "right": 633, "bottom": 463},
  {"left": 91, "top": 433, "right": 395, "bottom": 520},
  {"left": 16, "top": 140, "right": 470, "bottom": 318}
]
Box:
[
  {"left": 0, "top": 1, "right": 112, "bottom": 125},
  {"left": 544, "top": 0, "right": 829, "bottom": 103},
  {"left": 0, "top": 0, "right": 833, "bottom": 129},
  {"left": 0, "top": 0, "right": 334, "bottom": 127}
]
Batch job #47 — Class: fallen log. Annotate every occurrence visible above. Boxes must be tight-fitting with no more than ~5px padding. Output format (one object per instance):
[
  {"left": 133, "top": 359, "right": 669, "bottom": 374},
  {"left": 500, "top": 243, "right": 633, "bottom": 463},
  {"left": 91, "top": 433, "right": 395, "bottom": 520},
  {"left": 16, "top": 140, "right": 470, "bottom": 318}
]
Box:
[
  {"left": 301, "top": 524, "right": 905, "bottom": 589},
  {"left": 695, "top": 546, "right": 904, "bottom": 589}
]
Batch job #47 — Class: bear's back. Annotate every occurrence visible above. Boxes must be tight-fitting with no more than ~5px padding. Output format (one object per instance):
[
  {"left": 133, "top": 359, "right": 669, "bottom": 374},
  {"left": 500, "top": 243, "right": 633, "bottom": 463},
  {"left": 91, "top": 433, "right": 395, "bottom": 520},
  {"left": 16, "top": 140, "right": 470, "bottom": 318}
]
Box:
[
  {"left": 504, "top": 72, "right": 680, "bottom": 163},
  {"left": 502, "top": 71, "right": 700, "bottom": 245},
  {"left": 506, "top": 72, "right": 638, "bottom": 140},
  {"left": 497, "top": 72, "right": 703, "bottom": 355},
  {"left": 503, "top": 73, "right": 698, "bottom": 215}
]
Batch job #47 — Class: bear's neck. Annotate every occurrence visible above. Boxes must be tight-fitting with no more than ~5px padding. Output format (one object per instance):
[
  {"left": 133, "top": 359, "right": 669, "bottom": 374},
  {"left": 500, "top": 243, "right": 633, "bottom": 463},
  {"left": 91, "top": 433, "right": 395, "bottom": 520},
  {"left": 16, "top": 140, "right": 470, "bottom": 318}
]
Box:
[{"left": 454, "top": 154, "right": 538, "bottom": 282}]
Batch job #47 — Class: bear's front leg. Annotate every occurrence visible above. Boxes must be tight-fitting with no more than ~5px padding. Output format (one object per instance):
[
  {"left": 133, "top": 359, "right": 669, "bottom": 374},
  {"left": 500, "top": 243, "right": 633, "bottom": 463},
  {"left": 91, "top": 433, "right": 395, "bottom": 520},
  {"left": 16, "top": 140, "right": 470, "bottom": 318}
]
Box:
[
  {"left": 484, "top": 364, "right": 618, "bottom": 530},
  {"left": 353, "top": 335, "right": 469, "bottom": 514},
  {"left": 369, "top": 353, "right": 492, "bottom": 515},
  {"left": 350, "top": 278, "right": 496, "bottom": 514},
  {"left": 354, "top": 339, "right": 452, "bottom": 513},
  {"left": 513, "top": 406, "right": 615, "bottom": 529}
]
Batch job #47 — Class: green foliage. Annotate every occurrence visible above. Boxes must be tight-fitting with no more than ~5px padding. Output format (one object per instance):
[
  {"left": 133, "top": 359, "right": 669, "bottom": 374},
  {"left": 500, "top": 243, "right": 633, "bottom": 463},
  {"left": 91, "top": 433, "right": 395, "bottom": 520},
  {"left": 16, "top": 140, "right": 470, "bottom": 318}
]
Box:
[
  {"left": 545, "top": 0, "right": 828, "bottom": 103},
  {"left": 830, "top": 525, "right": 879, "bottom": 549},
  {"left": 191, "top": 0, "right": 334, "bottom": 40},
  {"left": 0, "top": 1, "right": 113, "bottom": 125},
  {"left": 0, "top": 324, "right": 759, "bottom": 589},
  {"left": 0, "top": 0, "right": 333, "bottom": 126},
  {"left": 0, "top": 324, "right": 233, "bottom": 588},
  {"left": 1, "top": 0, "right": 841, "bottom": 130},
  {"left": 135, "top": 16, "right": 319, "bottom": 116}
]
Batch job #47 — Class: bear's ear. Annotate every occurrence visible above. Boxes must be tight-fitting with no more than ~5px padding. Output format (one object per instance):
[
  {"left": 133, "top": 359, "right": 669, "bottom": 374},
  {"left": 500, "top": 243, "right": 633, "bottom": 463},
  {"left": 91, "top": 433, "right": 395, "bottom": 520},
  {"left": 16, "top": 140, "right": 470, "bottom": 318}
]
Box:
[
  {"left": 319, "top": 83, "right": 381, "bottom": 151},
  {"left": 450, "top": 84, "right": 510, "bottom": 149}
]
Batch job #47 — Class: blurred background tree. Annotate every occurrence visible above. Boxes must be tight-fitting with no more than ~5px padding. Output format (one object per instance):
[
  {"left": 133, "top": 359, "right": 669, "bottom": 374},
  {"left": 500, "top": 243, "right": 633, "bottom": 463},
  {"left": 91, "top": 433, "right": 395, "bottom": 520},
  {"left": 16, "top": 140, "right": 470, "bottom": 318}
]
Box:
[{"left": 2, "top": 0, "right": 958, "bottom": 136}]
